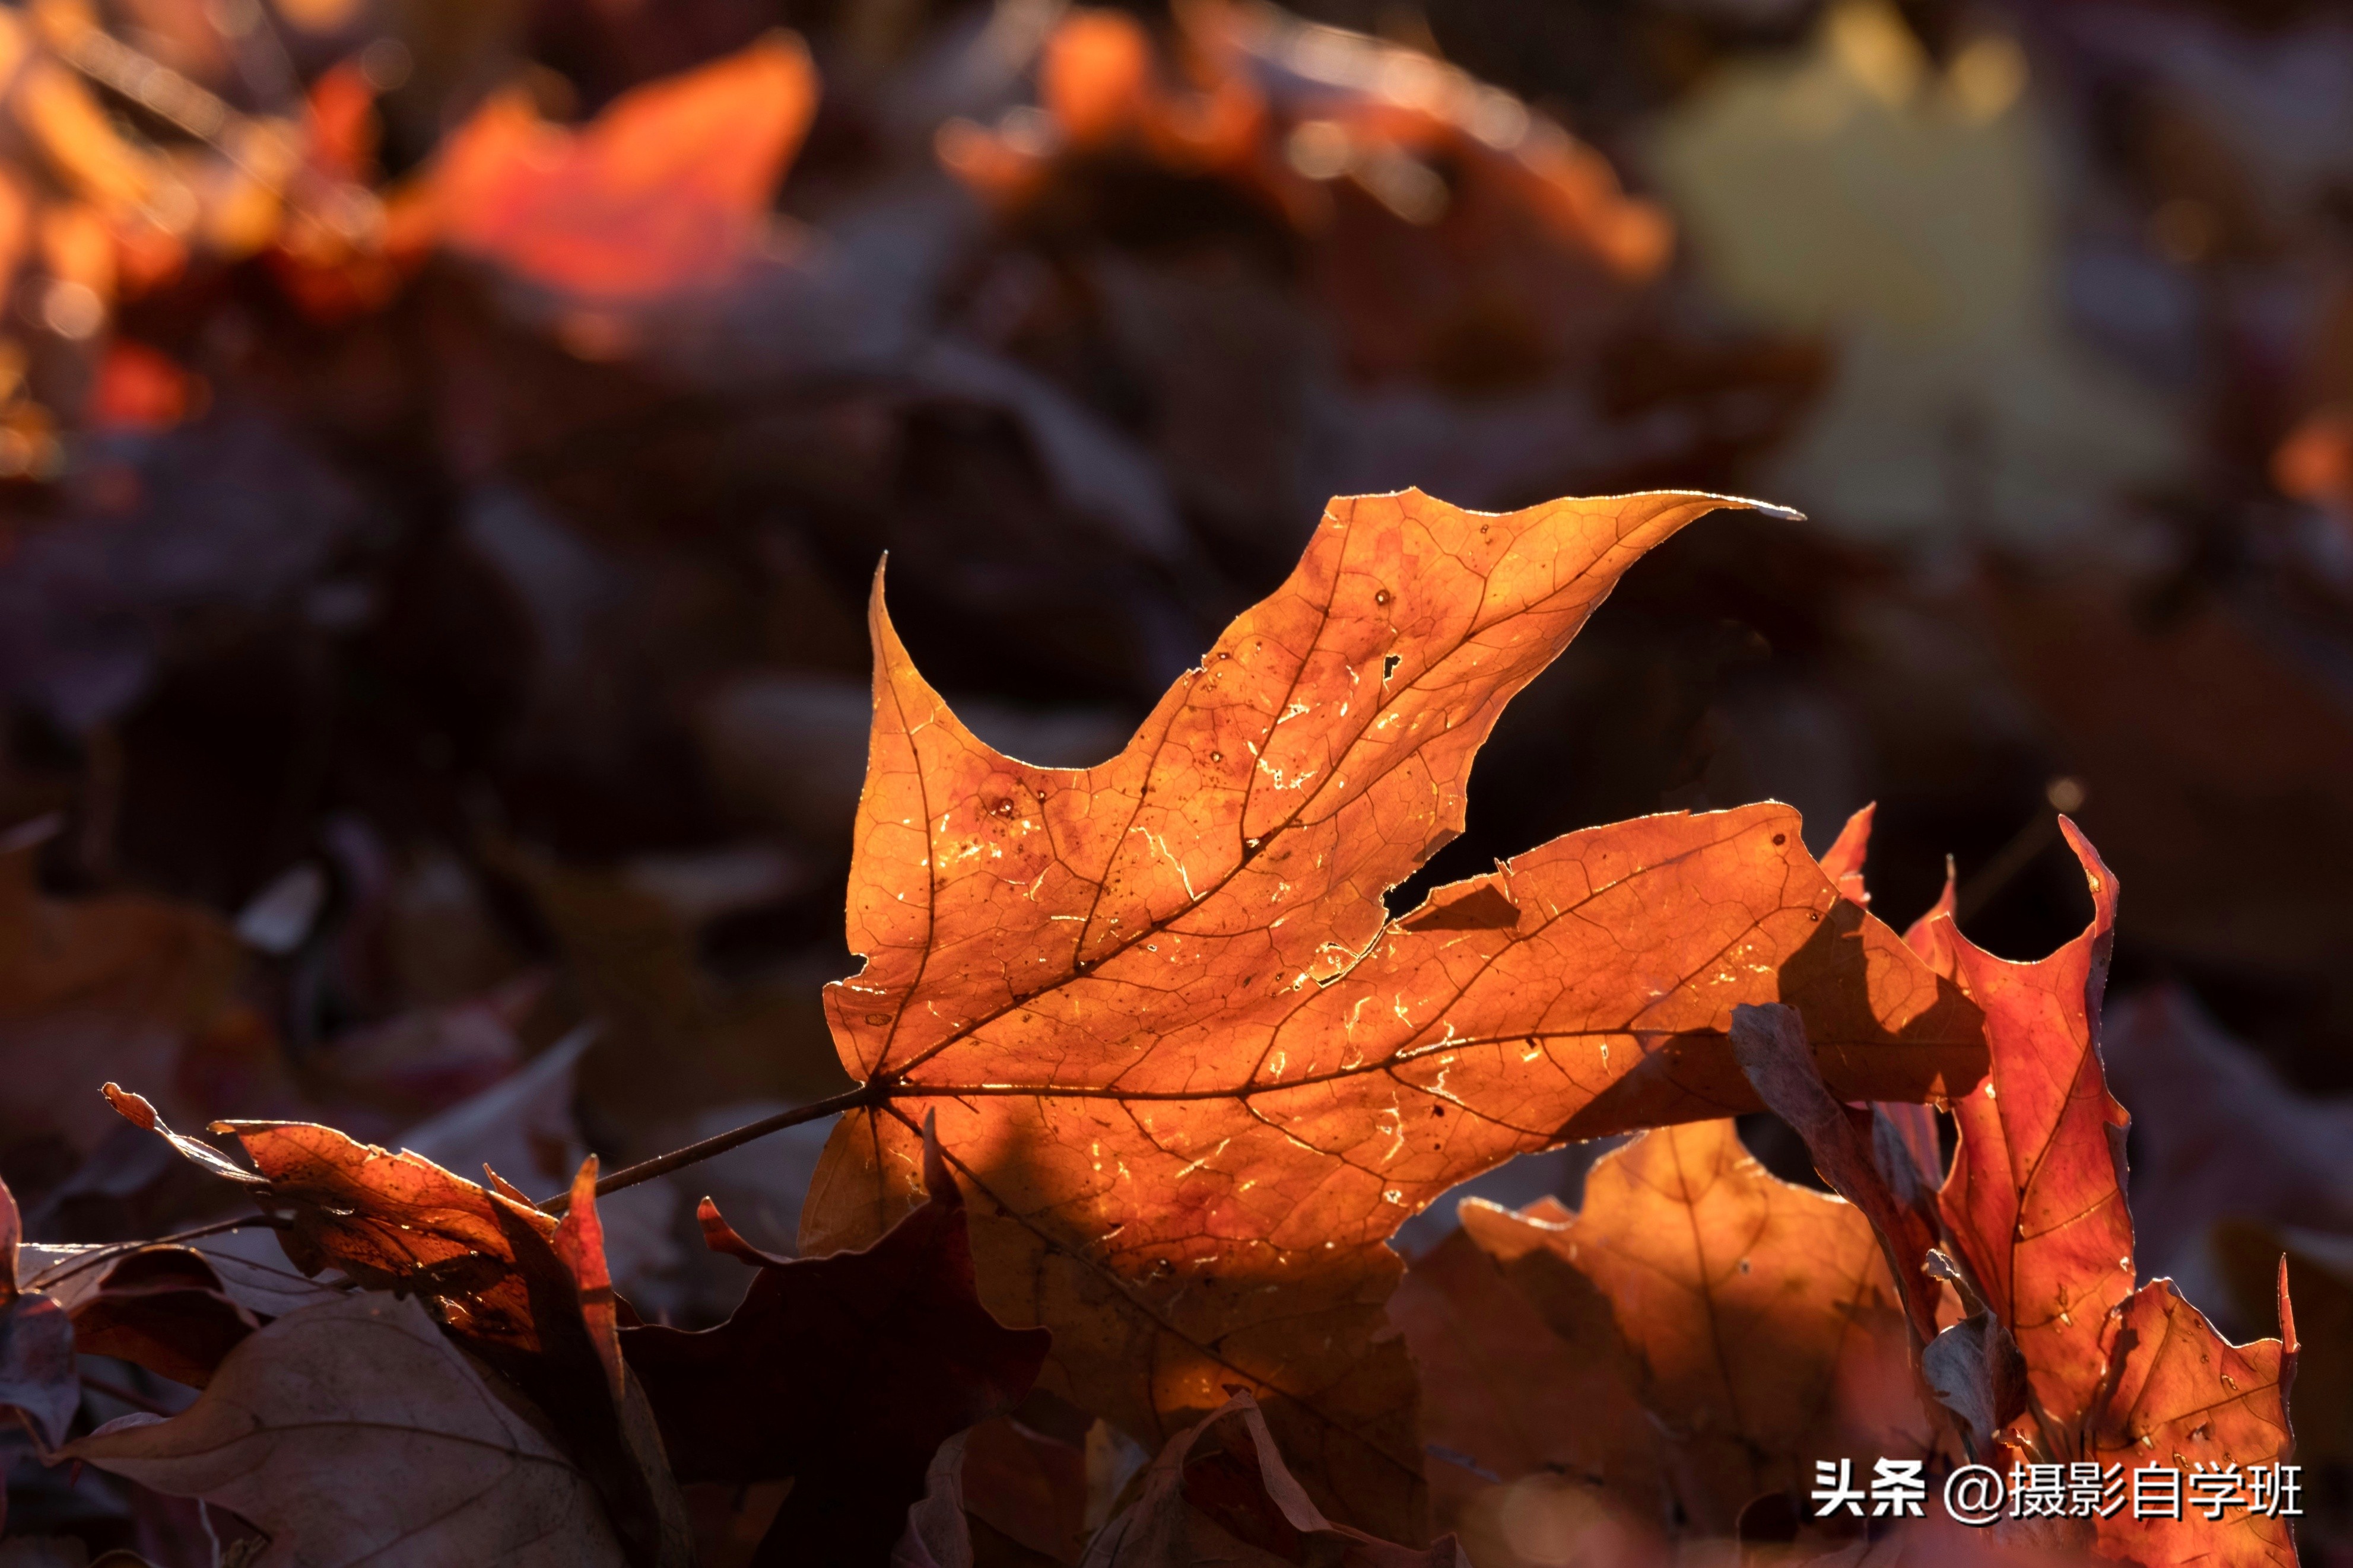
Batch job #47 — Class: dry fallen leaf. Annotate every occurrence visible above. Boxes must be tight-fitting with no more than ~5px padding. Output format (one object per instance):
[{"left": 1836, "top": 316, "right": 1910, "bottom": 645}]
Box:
[
  {"left": 1449, "top": 1120, "right": 1928, "bottom": 1532},
  {"left": 1082, "top": 1388, "right": 1467, "bottom": 1567},
  {"left": 1928, "top": 820, "right": 2133, "bottom": 1440},
  {"left": 59, "top": 1245, "right": 258, "bottom": 1389},
  {"left": 623, "top": 1125, "right": 1051, "bottom": 1566},
  {"left": 104, "top": 1091, "right": 693, "bottom": 1565},
  {"left": 0, "top": 1171, "right": 77, "bottom": 1451},
  {"left": 1730, "top": 1001, "right": 1947, "bottom": 1348},
  {"left": 798, "top": 486, "right": 1984, "bottom": 1535},
  {"left": 64, "top": 1291, "right": 631, "bottom": 1567},
  {"left": 2087, "top": 1271, "right": 2298, "bottom": 1568},
  {"left": 1780, "top": 817, "right": 2300, "bottom": 1565},
  {"left": 1390, "top": 1216, "right": 1664, "bottom": 1531}
]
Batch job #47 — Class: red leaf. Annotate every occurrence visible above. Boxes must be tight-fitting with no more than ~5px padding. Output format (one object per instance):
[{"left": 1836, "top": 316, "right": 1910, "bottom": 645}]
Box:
[{"left": 1930, "top": 820, "right": 2133, "bottom": 1439}]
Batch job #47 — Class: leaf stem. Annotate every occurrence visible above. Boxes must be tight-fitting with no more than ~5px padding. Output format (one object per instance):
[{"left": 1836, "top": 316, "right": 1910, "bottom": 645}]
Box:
[
  {"left": 539, "top": 1080, "right": 886, "bottom": 1214},
  {"left": 26, "top": 1214, "right": 290, "bottom": 1291}
]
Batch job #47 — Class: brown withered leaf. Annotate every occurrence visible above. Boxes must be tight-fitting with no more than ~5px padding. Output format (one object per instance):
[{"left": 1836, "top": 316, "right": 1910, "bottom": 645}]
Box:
[
  {"left": 2085, "top": 1270, "right": 2298, "bottom": 1568},
  {"left": 1730, "top": 1001, "right": 1945, "bottom": 1347},
  {"left": 0, "top": 1171, "right": 76, "bottom": 1451},
  {"left": 1082, "top": 1389, "right": 1466, "bottom": 1567},
  {"left": 1927, "top": 821, "right": 2135, "bottom": 1441},
  {"left": 1453, "top": 1121, "right": 1929, "bottom": 1532},
  {"left": 799, "top": 488, "right": 1983, "bottom": 1535},
  {"left": 1390, "top": 1219, "right": 1665, "bottom": 1532},
  {"left": 896, "top": 1431, "right": 979, "bottom": 1568},
  {"left": 64, "top": 1246, "right": 258, "bottom": 1389},
  {"left": 105, "top": 1095, "right": 692, "bottom": 1566},
  {"left": 623, "top": 1128, "right": 1051, "bottom": 1567},
  {"left": 65, "top": 1292, "right": 631, "bottom": 1566},
  {"left": 421, "top": 34, "right": 817, "bottom": 301}
]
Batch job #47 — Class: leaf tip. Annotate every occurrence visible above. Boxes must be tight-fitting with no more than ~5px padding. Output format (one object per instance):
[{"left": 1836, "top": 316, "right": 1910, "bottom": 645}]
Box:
[
  {"left": 696, "top": 1195, "right": 781, "bottom": 1265},
  {"left": 567, "top": 1155, "right": 600, "bottom": 1215},
  {"left": 2278, "top": 1255, "right": 2298, "bottom": 1356},
  {"left": 100, "top": 1083, "right": 158, "bottom": 1131}
]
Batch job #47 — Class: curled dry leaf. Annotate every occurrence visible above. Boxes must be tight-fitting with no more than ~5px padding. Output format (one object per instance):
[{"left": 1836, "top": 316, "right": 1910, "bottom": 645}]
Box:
[
  {"left": 623, "top": 1126, "right": 1052, "bottom": 1566},
  {"left": 63, "top": 1246, "right": 260, "bottom": 1389},
  {"left": 799, "top": 487, "right": 1984, "bottom": 1535},
  {"left": 1928, "top": 819, "right": 2134, "bottom": 1440},
  {"left": 420, "top": 33, "right": 818, "bottom": 302},
  {"left": 1780, "top": 816, "right": 2301, "bottom": 1564},
  {"left": 1729, "top": 1000, "right": 1946, "bottom": 1348},
  {"left": 64, "top": 1292, "right": 630, "bottom": 1567},
  {"left": 1082, "top": 1388, "right": 1466, "bottom": 1567},
  {"left": 1441, "top": 1121, "right": 1927, "bottom": 1532},
  {"left": 105, "top": 1098, "right": 692, "bottom": 1566}
]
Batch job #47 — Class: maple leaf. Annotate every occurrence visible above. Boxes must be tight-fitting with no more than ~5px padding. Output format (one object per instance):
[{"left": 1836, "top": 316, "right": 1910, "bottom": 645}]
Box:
[
  {"left": 1774, "top": 814, "right": 2301, "bottom": 1566},
  {"left": 1389, "top": 1212, "right": 1664, "bottom": 1531},
  {"left": 418, "top": 34, "right": 818, "bottom": 302},
  {"left": 64, "top": 1292, "right": 631, "bottom": 1567},
  {"left": 797, "top": 487, "right": 1984, "bottom": 1535},
  {"left": 1932, "top": 819, "right": 2133, "bottom": 1437},
  {"left": 1435, "top": 1121, "right": 1927, "bottom": 1532},
  {"left": 621, "top": 1122, "right": 1052, "bottom": 1566},
  {"left": 1082, "top": 1388, "right": 1466, "bottom": 1567},
  {"left": 2087, "top": 1270, "right": 2299, "bottom": 1568}
]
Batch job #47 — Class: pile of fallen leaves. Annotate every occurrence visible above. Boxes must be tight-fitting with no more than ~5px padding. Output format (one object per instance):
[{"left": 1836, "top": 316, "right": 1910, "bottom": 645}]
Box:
[{"left": 0, "top": 488, "right": 2302, "bottom": 1566}]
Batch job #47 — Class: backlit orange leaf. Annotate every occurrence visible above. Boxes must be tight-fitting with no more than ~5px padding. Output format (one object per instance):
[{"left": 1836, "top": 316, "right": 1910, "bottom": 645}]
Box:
[
  {"left": 2087, "top": 1271, "right": 2298, "bottom": 1568},
  {"left": 423, "top": 34, "right": 818, "bottom": 301},
  {"left": 1443, "top": 1121, "right": 1928, "bottom": 1532},
  {"left": 1820, "top": 802, "right": 1875, "bottom": 907},
  {"left": 798, "top": 486, "right": 1984, "bottom": 1536}
]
